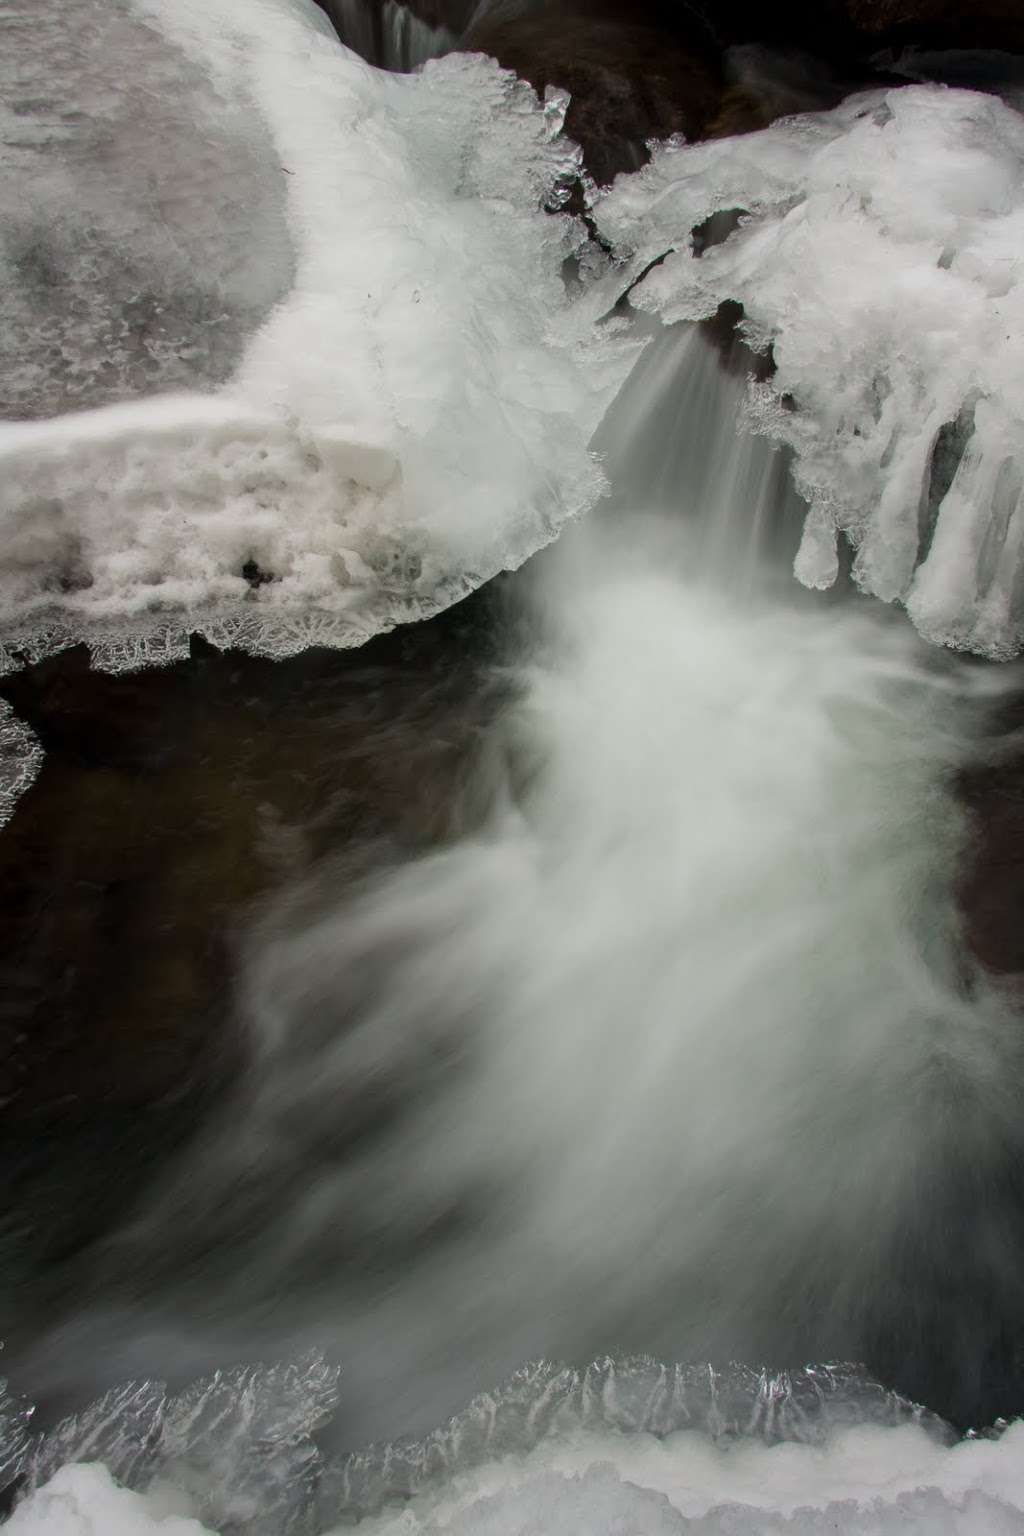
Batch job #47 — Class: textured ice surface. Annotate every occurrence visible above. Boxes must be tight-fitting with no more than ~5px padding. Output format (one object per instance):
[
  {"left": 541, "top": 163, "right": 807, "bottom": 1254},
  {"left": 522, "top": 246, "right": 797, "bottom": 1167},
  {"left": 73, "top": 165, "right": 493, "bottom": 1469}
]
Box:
[
  {"left": 3, "top": 1357, "right": 1023, "bottom": 1536},
  {"left": 2, "top": 1354, "right": 342, "bottom": 1533},
  {"left": 593, "top": 84, "right": 1024, "bottom": 656},
  {"left": 0, "top": 0, "right": 631, "bottom": 670},
  {"left": 0, "top": 701, "right": 43, "bottom": 830},
  {"left": 0, "top": 0, "right": 295, "bottom": 422}
]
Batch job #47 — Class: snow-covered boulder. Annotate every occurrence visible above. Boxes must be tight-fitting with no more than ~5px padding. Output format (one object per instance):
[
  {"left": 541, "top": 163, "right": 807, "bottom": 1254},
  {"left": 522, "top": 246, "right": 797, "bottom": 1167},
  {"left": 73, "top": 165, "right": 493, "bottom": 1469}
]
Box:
[{"left": 0, "top": 0, "right": 632, "bottom": 672}]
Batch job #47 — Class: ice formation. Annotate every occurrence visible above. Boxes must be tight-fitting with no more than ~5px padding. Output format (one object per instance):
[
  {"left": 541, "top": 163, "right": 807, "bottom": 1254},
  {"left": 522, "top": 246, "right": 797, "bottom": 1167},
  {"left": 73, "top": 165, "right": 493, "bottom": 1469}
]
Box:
[
  {"left": 5, "top": 8, "right": 1024, "bottom": 672},
  {"left": 592, "top": 84, "right": 1024, "bottom": 657},
  {"left": 0, "top": 0, "right": 632, "bottom": 673},
  {"left": 0, "top": 701, "right": 43, "bottom": 831},
  {"left": 2, "top": 1356, "right": 1023, "bottom": 1536}
]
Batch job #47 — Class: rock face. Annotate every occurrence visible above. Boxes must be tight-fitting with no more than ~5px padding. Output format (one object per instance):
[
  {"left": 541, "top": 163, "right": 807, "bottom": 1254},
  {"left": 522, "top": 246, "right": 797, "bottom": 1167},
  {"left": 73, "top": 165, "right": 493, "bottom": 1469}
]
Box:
[
  {"left": 0, "top": 581, "right": 502, "bottom": 1327},
  {"left": 843, "top": 0, "right": 1024, "bottom": 52},
  {"left": 326, "top": 0, "right": 1022, "bottom": 182},
  {"left": 957, "top": 702, "right": 1024, "bottom": 993},
  {"left": 464, "top": 3, "right": 723, "bottom": 183}
]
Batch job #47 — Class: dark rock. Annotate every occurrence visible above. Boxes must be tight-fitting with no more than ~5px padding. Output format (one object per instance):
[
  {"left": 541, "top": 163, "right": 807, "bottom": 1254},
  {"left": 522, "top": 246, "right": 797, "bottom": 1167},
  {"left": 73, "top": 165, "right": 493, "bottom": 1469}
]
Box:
[
  {"left": 464, "top": 2, "right": 723, "bottom": 183},
  {"left": 956, "top": 693, "right": 1024, "bottom": 993},
  {"left": 0, "top": 580, "right": 507, "bottom": 1315},
  {"left": 844, "top": 0, "right": 1024, "bottom": 54},
  {"left": 322, "top": 0, "right": 1023, "bottom": 188}
]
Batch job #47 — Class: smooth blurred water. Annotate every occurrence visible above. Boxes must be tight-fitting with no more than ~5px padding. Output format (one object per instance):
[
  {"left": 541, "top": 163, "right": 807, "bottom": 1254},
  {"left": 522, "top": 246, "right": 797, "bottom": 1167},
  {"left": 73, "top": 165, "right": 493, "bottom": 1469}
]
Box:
[{"left": 12, "top": 327, "right": 1022, "bottom": 1460}]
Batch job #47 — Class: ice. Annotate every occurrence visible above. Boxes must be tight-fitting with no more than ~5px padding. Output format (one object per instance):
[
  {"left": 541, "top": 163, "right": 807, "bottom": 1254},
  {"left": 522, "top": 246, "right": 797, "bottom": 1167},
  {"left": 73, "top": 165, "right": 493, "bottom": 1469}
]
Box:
[
  {"left": 353, "top": 1455, "right": 1024, "bottom": 1536},
  {"left": 592, "top": 84, "right": 1024, "bottom": 656},
  {"left": 0, "top": 700, "right": 43, "bottom": 830},
  {"left": 0, "top": 1375, "right": 35, "bottom": 1493},
  {"left": 5, "top": 1360, "right": 1024, "bottom": 1536},
  {"left": 153, "top": 1356, "right": 341, "bottom": 1536},
  {"left": 6, "top": 1464, "right": 214, "bottom": 1536},
  {"left": 3, "top": 1354, "right": 342, "bottom": 1535},
  {"left": 0, "top": 0, "right": 633, "bottom": 670},
  {"left": 321, "top": 1361, "right": 945, "bottom": 1522}
]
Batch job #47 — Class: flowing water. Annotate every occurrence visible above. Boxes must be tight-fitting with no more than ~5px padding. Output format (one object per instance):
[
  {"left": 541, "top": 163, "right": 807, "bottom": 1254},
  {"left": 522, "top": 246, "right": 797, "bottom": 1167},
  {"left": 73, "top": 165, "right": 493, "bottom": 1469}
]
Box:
[
  {"left": 2, "top": 0, "right": 1024, "bottom": 1517},
  {"left": 324, "top": 0, "right": 458, "bottom": 68},
  {"left": 7, "top": 325, "right": 1024, "bottom": 1527}
]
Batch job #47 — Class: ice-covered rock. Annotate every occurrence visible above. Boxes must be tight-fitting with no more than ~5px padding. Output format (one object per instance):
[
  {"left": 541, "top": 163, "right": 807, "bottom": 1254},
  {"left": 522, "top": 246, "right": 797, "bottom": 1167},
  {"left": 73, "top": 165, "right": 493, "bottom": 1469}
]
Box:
[
  {"left": 593, "top": 83, "right": 1024, "bottom": 657},
  {"left": 0, "top": 0, "right": 633, "bottom": 671}
]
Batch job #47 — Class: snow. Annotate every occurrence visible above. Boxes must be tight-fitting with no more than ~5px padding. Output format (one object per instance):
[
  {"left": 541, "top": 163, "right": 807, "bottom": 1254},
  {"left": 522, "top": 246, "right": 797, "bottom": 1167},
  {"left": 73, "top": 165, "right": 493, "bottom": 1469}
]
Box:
[
  {"left": 350, "top": 1421, "right": 1024, "bottom": 1535},
  {"left": 9, "top": 1417, "right": 1024, "bottom": 1536},
  {"left": 5, "top": 14, "right": 1023, "bottom": 668},
  {"left": 6, "top": 1465, "right": 215, "bottom": 1536},
  {"left": 592, "top": 84, "right": 1024, "bottom": 657},
  {"left": 0, "top": 0, "right": 633, "bottom": 672}
]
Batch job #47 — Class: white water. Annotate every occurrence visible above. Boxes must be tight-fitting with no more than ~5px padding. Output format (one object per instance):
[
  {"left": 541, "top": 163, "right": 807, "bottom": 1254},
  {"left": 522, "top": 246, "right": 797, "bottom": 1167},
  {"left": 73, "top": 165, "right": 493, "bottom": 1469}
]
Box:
[
  {"left": 325, "top": 0, "right": 458, "bottom": 70},
  {"left": 188, "top": 330, "right": 1017, "bottom": 1414},
  {"left": 12, "top": 328, "right": 1022, "bottom": 1522},
  {"left": 5, "top": 8, "right": 1024, "bottom": 1529},
  {"left": 593, "top": 85, "right": 1024, "bottom": 656}
]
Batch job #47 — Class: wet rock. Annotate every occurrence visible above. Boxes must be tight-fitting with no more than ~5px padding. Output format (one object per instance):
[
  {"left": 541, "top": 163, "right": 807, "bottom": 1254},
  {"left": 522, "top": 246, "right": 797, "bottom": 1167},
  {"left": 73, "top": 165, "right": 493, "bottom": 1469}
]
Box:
[
  {"left": 956, "top": 692, "right": 1024, "bottom": 994},
  {"left": 464, "top": 2, "right": 722, "bottom": 183},
  {"left": 343, "top": 0, "right": 1023, "bottom": 183},
  {"left": 844, "top": 0, "right": 1024, "bottom": 54},
  {"left": 0, "top": 581, "right": 506, "bottom": 1305},
  {"left": 707, "top": 45, "right": 857, "bottom": 137}
]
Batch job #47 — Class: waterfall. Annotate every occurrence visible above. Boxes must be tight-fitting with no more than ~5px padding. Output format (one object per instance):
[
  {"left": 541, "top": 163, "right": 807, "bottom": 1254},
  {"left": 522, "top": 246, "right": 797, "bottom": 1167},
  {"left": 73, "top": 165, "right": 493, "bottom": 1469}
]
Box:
[
  {"left": 13, "top": 322, "right": 1020, "bottom": 1451},
  {"left": 5, "top": 4, "right": 1024, "bottom": 1533},
  {"left": 7, "top": 323, "right": 1024, "bottom": 1533},
  {"left": 325, "top": 0, "right": 458, "bottom": 69},
  {"left": 381, "top": 0, "right": 458, "bottom": 68}
]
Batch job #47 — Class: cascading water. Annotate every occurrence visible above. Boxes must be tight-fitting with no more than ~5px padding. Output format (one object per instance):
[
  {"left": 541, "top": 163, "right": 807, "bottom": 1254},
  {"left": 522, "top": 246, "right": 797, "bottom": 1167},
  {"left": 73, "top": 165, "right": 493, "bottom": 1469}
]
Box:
[
  {"left": 324, "top": 0, "right": 458, "bottom": 69},
  {"left": 6, "top": 2, "right": 1024, "bottom": 1530},
  {"left": 8, "top": 324, "right": 1024, "bottom": 1534},
  {"left": 381, "top": 0, "right": 458, "bottom": 69}
]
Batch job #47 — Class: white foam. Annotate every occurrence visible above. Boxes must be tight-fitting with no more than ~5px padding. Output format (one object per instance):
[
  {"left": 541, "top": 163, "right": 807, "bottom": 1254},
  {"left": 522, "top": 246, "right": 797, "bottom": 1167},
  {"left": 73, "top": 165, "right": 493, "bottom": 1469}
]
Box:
[
  {"left": 0, "top": 0, "right": 634, "bottom": 668},
  {"left": 593, "top": 84, "right": 1024, "bottom": 656}
]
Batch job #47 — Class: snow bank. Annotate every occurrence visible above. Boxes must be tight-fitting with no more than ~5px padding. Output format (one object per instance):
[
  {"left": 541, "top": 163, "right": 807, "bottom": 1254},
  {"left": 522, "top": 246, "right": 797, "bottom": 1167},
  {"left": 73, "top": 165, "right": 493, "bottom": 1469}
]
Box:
[
  {"left": 0, "top": 0, "right": 631, "bottom": 671},
  {"left": 593, "top": 84, "right": 1024, "bottom": 657}
]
